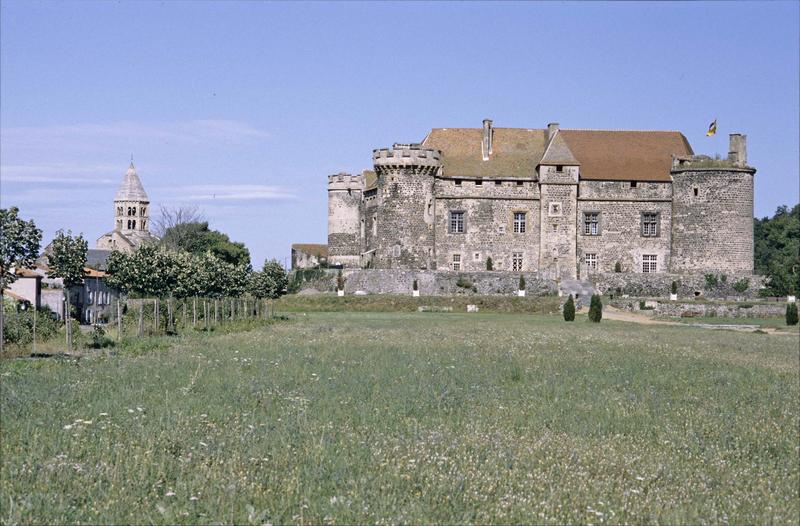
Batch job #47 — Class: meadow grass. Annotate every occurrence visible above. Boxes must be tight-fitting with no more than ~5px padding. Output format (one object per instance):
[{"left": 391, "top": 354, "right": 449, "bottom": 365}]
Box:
[{"left": 1, "top": 312, "right": 798, "bottom": 524}]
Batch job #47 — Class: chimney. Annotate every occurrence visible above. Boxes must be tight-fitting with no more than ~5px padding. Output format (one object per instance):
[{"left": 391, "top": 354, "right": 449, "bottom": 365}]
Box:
[
  {"left": 728, "top": 134, "right": 747, "bottom": 167},
  {"left": 482, "top": 119, "right": 493, "bottom": 160},
  {"left": 547, "top": 122, "right": 560, "bottom": 142}
]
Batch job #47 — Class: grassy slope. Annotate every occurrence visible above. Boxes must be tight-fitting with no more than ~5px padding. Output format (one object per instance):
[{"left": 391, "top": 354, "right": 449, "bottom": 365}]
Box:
[{"left": 1, "top": 312, "right": 798, "bottom": 524}]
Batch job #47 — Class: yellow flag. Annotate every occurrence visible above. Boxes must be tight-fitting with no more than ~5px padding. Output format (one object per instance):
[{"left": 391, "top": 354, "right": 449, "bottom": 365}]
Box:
[{"left": 706, "top": 119, "right": 717, "bottom": 137}]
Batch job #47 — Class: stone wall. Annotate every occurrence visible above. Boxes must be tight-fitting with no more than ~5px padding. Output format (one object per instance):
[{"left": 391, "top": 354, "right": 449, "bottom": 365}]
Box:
[
  {"left": 590, "top": 271, "right": 766, "bottom": 300},
  {"left": 434, "top": 177, "right": 540, "bottom": 272},
  {"left": 670, "top": 168, "right": 755, "bottom": 274},
  {"left": 295, "top": 269, "right": 557, "bottom": 296},
  {"left": 612, "top": 299, "right": 786, "bottom": 319}
]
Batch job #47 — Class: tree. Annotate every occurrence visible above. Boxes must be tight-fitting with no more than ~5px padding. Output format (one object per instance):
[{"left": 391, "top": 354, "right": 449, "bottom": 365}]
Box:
[
  {"left": 0, "top": 207, "right": 42, "bottom": 353},
  {"left": 563, "top": 294, "right": 575, "bottom": 321},
  {"left": 250, "top": 259, "right": 287, "bottom": 300},
  {"left": 786, "top": 303, "right": 798, "bottom": 326},
  {"left": 152, "top": 205, "right": 205, "bottom": 238},
  {"left": 588, "top": 294, "right": 603, "bottom": 323},
  {"left": 337, "top": 270, "right": 345, "bottom": 292},
  {"left": 518, "top": 275, "right": 526, "bottom": 291},
  {"left": 48, "top": 231, "right": 88, "bottom": 351},
  {"left": 754, "top": 204, "right": 800, "bottom": 296},
  {"left": 486, "top": 257, "right": 493, "bottom": 271},
  {"left": 614, "top": 261, "right": 622, "bottom": 273},
  {"left": 671, "top": 281, "right": 678, "bottom": 295},
  {"left": 160, "top": 221, "right": 250, "bottom": 267}
]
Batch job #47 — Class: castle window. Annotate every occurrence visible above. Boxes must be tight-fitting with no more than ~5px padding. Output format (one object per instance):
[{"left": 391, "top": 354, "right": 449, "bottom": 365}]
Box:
[
  {"left": 141, "top": 207, "right": 147, "bottom": 216},
  {"left": 473, "top": 252, "right": 481, "bottom": 261},
  {"left": 583, "top": 212, "right": 600, "bottom": 235},
  {"left": 141, "top": 220, "right": 146, "bottom": 230},
  {"left": 556, "top": 165, "right": 563, "bottom": 172},
  {"left": 513, "top": 212, "right": 526, "bottom": 233},
  {"left": 641, "top": 212, "right": 659, "bottom": 237},
  {"left": 512, "top": 252, "right": 523, "bottom": 271},
  {"left": 630, "top": 181, "right": 638, "bottom": 188},
  {"left": 516, "top": 181, "right": 524, "bottom": 186},
  {"left": 127, "top": 220, "right": 131, "bottom": 229},
  {"left": 475, "top": 180, "right": 482, "bottom": 186},
  {"left": 585, "top": 253, "right": 598, "bottom": 270},
  {"left": 449, "top": 211, "right": 465, "bottom": 234},
  {"left": 454, "top": 179, "right": 462, "bottom": 187},
  {"left": 495, "top": 180, "right": 502, "bottom": 186},
  {"left": 131, "top": 220, "right": 136, "bottom": 229},
  {"left": 693, "top": 187, "right": 699, "bottom": 197},
  {"left": 452, "top": 254, "right": 461, "bottom": 271},
  {"left": 642, "top": 254, "right": 658, "bottom": 273}
]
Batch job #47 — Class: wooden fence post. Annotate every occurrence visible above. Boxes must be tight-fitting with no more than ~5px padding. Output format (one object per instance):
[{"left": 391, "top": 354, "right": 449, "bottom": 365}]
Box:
[
  {"left": 117, "top": 299, "right": 123, "bottom": 340},
  {"left": 192, "top": 298, "right": 197, "bottom": 327}
]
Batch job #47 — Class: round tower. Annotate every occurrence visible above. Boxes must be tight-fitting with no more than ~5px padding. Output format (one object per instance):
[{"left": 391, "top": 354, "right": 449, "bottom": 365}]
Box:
[
  {"left": 372, "top": 144, "right": 442, "bottom": 269},
  {"left": 327, "top": 172, "right": 364, "bottom": 268},
  {"left": 670, "top": 134, "right": 755, "bottom": 274},
  {"left": 114, "top": 162, "right": 151, "bottom": 235}
]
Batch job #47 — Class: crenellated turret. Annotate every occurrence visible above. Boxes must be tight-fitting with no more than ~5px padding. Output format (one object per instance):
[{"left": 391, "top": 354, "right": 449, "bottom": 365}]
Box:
[
  {"left": 327, "top": 172, "right": 364, "bottom": 268},
  {"left": 372, "top": 144, "right": 442, "bottom": 269}
]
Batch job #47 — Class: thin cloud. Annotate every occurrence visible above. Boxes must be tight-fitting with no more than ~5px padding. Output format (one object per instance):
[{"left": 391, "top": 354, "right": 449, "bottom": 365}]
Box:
[
  {"left": 1, "top": 163, "right": 118, "bottom": 184},
  {"left": 1, "top": 119, "right": 271, "bottom": 152},
  {"left": 172, "top": 184, "right": 296, "bottom": 201}
]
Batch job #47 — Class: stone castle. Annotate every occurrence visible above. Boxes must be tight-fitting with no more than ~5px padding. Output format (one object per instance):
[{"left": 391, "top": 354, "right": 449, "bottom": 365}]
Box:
[
  {"left": 326, "top": 120, "right": 755, "bottom": 279},
  {"left": 96, "top": 161, "right": 158, "bottom": 252}
]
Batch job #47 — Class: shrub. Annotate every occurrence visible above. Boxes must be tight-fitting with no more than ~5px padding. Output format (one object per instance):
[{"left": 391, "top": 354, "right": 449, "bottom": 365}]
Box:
[
  {"left": 588, "top": 294, "right": 603, "bottom": 323},
  {"left": 704, "top": 274, "right": 719, "bottom": 289},
  {"left": 412, "top": 279, "right": 418, "bottom": 291},
  {"left": 614, "top": 261, "right": 622, "bottom": 273},
  {"left": 720, "top": 274, "right": 728, "bottom": 284},
  {"left": 486, "top": 257, "right": 493, "bottom": 271},
  {"left": 563, "top": 295, "right": 575, "bottom": 321},
  {"left": 671, "top": 281, "right": 678, "bottom": 294},
  {"left": 786, "top": 303, "right": 798, "bottom": 326},
  {"left": 455, "top": 277, "right": 473, "bottom": 289},
  {"left": 733, "top": 278, "right": 750, "bottom": 293},
  {"left": 518, "top": 276, "right": 526, "bottom": 291},
  {"left": 336, "top": 270, "right": 345, "bottom": 291}
]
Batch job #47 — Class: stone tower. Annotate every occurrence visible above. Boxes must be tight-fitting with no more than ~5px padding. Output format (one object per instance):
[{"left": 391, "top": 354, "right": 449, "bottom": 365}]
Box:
[
  {"left": 538, "top": 125, "right": 580, "bottom": 280},
  {"left": 96, "top": 162, "right": 157, "bottom": 252},
  {"left": 327, "top": 172, "right": 364, "bottom": 268},
  {"left": 372, "top": 144, "right": 441, "bottom": 269},
  {"left": 670, "top": 134, "right": 756, "bottom": 273}
]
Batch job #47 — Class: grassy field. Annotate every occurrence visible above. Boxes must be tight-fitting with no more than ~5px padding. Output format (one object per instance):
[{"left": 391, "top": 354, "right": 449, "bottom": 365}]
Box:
[{"left": 1, "top": 312, "right": 798, "bottom": 524}]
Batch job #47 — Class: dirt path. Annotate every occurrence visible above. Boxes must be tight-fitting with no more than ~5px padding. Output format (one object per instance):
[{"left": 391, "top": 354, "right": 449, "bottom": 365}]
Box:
[{"left": 587, "top": 306, "right": 797, "bottom": 336}]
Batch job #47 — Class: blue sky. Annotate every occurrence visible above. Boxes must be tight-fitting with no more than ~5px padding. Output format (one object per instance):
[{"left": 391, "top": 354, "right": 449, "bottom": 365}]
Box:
[{"left": 1, "top": 1, "right": 798, "bottom": 267}]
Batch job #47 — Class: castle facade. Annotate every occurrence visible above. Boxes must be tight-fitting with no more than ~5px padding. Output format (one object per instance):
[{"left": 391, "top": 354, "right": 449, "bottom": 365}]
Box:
[{"left": 327, "top": 120, "right": 755, "bottom": 279}]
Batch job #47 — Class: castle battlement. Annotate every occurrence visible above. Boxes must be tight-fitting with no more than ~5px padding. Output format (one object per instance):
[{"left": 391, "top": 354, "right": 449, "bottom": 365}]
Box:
[
  {"left": 372, "top": 144, "right": 442, "bottom": 171},
  {"left": 327, "top": 172, "right": 365, "bottom": 191}
]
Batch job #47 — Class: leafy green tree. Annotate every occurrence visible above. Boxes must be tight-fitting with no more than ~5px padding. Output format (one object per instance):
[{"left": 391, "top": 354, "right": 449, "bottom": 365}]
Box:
[
  {"left": 588, "top": 294, "right": 603, "bottom": 323},
  {"left": 563, "top": 295, "right": 575, "bottom": 321},
  {"left": 518, "top": 275, "right": 526, "bottom": 291},
  {"left": 786, "top": 303, "right": 798, "bottom": 326},
  {"left": 754, "top": 204, "right": 800, "bottom": 296},
  {"left": 250, "top": 259, "right": 288, "bottom": 300},
  {"left": 0, "top": 207, "right": 42, "bottom": 353},
  {"left": 48, "top": 231, "right": 88, "bottom": 351},
  {"left": 160, "top": 221, "right": 250, "bottom": 267}
]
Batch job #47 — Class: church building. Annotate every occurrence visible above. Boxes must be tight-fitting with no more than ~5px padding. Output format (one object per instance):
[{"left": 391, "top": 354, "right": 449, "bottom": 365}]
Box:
[{"left": 96, "top": 162, "right": 158, "bottom": 252}]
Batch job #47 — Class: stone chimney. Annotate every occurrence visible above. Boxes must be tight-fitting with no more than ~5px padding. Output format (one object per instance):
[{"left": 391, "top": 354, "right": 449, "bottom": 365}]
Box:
[
  {"left": 728, "top": 134, "right": 747, "bottom": 167},
  {"left": 482, "top": 119, "right": 493, "bottom": 160},
  {"left": 547, "top": 122, "right": 560, "bottom": 142}
]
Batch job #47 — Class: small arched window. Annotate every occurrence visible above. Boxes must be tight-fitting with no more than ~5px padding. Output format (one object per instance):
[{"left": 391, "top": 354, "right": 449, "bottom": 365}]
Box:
[{"left": 132, "top": 220, "right": 136, "bottom": 229}]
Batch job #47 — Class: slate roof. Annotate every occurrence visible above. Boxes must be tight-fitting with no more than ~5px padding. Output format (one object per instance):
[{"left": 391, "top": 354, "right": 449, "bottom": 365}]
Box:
[
  {"left": 86, "top": 249, "right": 112, "bottom": 270},
  {"left": 418, "top": 126, "right": 693, "bottom": 182},
  {"left": 539, "top": 131, "right": 580, "bottom": 165},
  {"left": 291, "top": 244, "right": 328, "bottom": 257},
  {"left": 115, "top": 162, "right": 149, "bottom": 201},
  {"left": 422, "top": 128, "right": 547, "bottom": 178},
  {"left": 559, "top": 130, "right": 693, "bottom": 182}
]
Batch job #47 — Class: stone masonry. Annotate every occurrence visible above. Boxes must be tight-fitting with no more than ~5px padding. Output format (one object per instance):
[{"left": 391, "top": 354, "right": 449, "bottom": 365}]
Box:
[{"left": 325, "top": 120, "right": 757, "bottom": 281}]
